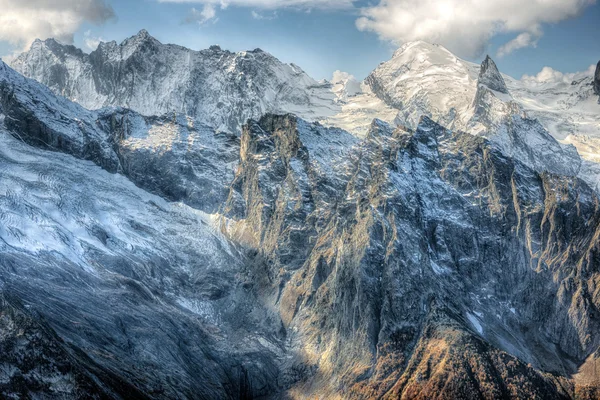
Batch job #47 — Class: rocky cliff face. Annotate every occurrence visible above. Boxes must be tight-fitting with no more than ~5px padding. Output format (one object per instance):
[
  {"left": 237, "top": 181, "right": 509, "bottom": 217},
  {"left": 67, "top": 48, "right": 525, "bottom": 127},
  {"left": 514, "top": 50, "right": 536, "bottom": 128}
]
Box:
[
  {"left": 2, "top": 44, "right": 600, "bottom": 398},
  {"left": 223, "top": 114, "right": 600, "bottom": 398},
  {"left": 0, "top": 60, "right": 239, "bottom": 214}
]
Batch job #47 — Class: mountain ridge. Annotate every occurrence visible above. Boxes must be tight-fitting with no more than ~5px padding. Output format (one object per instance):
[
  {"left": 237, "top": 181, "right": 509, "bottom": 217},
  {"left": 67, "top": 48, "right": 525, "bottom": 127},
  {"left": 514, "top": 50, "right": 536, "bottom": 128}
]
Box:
[{"left": 11, "top": 29, "right": 340, "bottom": 133}]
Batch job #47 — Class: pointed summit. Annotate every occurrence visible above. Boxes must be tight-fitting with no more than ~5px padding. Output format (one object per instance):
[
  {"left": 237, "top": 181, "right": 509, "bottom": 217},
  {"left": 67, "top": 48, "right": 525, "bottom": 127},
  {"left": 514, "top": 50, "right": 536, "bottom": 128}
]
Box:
[
  {"left": 135, "top": 29, "right": 150, "bottom": 39},
  {"left": 594, "top": 60, "right": 600, "bottom": 95},
  {"left": 478, "top": 55, "right": 508, "bottom": 94},
  {"left": 121, "top": 29, "right": 160, "bottom": 47}
]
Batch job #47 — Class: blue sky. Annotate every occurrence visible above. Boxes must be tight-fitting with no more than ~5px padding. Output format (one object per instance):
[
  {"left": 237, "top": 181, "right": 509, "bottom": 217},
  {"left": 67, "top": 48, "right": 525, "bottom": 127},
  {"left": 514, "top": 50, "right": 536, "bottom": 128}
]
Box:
[{"left": 1, "top": 0, "right": 599, "bottom": 81}]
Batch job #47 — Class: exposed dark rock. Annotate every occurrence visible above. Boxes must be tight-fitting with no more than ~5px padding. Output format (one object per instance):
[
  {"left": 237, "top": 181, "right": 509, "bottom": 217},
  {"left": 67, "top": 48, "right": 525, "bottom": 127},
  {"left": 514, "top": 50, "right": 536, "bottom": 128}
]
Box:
[
  {"left": 594, "top": 60, "right": 600, "bottom": 95},
  {"left": 478, "top": 55, "right": 508, "bottom": 94}
]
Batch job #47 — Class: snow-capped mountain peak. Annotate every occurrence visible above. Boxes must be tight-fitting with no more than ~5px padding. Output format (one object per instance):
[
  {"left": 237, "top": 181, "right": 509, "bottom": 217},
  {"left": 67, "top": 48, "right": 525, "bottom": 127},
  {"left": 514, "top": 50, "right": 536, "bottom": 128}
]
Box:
[{"left": 365, "top": 40, "right": 480, "bottom": 130}]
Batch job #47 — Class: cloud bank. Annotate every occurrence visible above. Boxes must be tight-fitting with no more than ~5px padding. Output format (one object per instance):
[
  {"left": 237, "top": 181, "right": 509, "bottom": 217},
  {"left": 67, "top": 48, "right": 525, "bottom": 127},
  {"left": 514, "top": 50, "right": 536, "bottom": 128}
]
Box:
[
  {"left": 0, "top": 0, "right": 115, "bottom": 51},
  {"left": 355, "top": 0, "right": 595, "bottom": 58},
  {"left": 521, "top": 64, "right": 596, "bottom": 86}
]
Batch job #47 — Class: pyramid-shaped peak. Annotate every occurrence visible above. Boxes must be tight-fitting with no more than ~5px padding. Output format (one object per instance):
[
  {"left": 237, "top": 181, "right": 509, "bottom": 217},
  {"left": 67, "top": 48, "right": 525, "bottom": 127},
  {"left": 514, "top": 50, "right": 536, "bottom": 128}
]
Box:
[
  {"left": 135, "top": 29, "right": 151, "bottom": 39},
  {"left": 122, "top": 29, "right": 160, "bottom": 46},
  {"left": 478, "top": 55, "right": 508, "bottom": 94}
]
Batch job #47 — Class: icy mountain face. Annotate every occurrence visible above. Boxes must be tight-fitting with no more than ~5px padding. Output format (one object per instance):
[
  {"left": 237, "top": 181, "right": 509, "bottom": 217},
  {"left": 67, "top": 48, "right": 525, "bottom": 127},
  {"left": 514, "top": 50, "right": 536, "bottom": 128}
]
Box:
[
  {"left": 468, "top": 55, "right": 582, "bottom": 178},
  {"left": 2, "top": 57, "right": 600, "bottom": 398},
  {"left": 365, "top": 41, "right": 480, "bottom": 130},
  {"left": 10, "top": 30, "right": 339, "bottom": 133}
]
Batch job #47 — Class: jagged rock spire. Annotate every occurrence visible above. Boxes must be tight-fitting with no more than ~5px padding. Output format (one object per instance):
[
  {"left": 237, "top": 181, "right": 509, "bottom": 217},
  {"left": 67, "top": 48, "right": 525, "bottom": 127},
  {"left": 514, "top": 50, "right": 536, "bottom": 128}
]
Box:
[
  {"left": 478, "top": 55, "right": 508, "bottom": 94},
  {"left": 594, "top": 60, "right": 600, "bottom": 95}
]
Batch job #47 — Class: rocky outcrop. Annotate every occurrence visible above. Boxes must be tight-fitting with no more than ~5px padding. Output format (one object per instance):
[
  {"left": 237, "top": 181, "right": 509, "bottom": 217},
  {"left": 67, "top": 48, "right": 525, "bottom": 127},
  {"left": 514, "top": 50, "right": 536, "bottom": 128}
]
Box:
[
  {"left": 478, "top": 55, "right": 509, "bottom": 94},
  {"left": 0, "top": 293, "right": 115, "bottom": 399},
  {"left": 594, "top": 60, "right": 600, "bottom": 95}
]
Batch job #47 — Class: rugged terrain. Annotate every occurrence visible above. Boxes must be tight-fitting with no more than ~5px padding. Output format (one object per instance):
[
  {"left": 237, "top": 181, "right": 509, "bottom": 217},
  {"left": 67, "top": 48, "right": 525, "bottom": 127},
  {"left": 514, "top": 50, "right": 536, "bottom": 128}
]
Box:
[
  {"left": 1, "top": 32, "right": 600, "bottom": 399},
  {"left": 10, "top": 30, "right": 339, "bottom": 133}
]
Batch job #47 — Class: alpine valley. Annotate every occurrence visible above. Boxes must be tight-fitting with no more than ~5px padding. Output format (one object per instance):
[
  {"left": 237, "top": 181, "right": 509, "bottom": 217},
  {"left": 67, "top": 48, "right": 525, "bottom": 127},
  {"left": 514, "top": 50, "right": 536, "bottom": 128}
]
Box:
[{"left": 0, "top": 30, "right": 599, "bottom": 399}]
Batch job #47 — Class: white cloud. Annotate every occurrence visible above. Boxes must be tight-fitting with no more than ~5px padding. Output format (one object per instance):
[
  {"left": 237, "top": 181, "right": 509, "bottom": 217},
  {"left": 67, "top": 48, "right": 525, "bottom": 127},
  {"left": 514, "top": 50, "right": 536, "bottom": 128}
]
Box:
[
  {"left": 355, "top": 0, "right": 595, "bottom": 58},
  {"left": 185, "top": 4, "right": 218, "bottom": 24},
  {"left": 521, "top": 64, "right": 596, "bottom": 85},
  {"left": 84, "top": 30, "right": 105, "bottom": 51},
  {"left": 251, "top": 10, "right": 278, "bottom": 19},
  {"left": 0, "top": 0, "right": 115, "bottom": 51},
  {"left": 497, "top": 29, "right": 541, "bottom": 58},
  {"left": 331, "top": 70, "right": 356, "bottom": 84}
]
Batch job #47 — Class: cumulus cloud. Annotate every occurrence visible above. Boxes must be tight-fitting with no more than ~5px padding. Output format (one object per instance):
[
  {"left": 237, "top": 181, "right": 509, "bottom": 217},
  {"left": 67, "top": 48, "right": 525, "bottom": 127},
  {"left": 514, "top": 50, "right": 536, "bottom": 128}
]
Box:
[
  {"left": 355, "top": 0, "right": 595, "bottom": 58},
  {"left": 521, "top": 64, "right": 596, "bottom": 85},
  {"left": 0, "top": 0, "right": 115, "bottom": 51},
  {"left": 497, "top": 30, "right": 541, "bottom": 58},
  {"left": 185, "top": 4, "right": 218, "bottom": 24}
]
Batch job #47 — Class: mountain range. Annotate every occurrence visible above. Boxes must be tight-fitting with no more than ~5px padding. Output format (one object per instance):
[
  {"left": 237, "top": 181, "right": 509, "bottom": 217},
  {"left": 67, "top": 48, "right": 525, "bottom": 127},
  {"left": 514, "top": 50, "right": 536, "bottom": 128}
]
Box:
[{"left": 0, "top": 30, "right": 599, "bottom": 399}]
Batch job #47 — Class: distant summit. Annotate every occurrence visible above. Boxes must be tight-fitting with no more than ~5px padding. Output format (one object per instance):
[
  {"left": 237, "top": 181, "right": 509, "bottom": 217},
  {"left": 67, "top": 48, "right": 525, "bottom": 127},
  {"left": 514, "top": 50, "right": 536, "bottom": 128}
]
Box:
[{"left": 10, "top": 30, "right": 339, "bottom": 133}]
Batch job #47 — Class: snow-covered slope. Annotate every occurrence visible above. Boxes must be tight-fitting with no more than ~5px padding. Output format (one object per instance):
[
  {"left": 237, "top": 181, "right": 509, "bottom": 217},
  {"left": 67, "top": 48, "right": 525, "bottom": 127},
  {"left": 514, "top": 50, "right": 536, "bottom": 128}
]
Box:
[
  {"left": 363, "top": 42, "right": 582, "bottom": 178},
  {"left": 363, "top": 41, "right": 600, "bottom": 154},
  {"left": 11, "top": 30, "right": 340, "bottom": 133},
  {"left": 0, "top": 59, "right": 240, "bottom": 214},
  {"left": 365, "top": 41, "right": 480, "bottom": 130}
]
